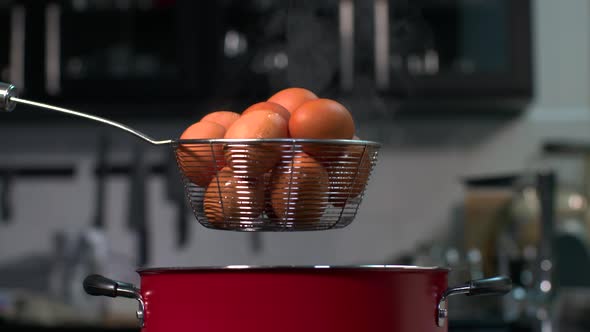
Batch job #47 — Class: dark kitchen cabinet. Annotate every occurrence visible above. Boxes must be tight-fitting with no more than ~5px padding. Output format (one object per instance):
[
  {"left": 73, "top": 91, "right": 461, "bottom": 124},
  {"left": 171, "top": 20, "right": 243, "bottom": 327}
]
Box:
[
  {"left": 372, "top": 0, "right": 532, "bottom": 109},
  {"left": 36, "top": 0, "right": 215, "bottom": 102},
  {"left": 3, "top": 0, "right": 532, "bottom": 118},
  {"left": 0, "top": 3, "right": 10, "bottom": 84},
  {"left": 0, "top": 1, "right": 25, "bottom": 91},
  {"left": 15, "top": 0, "right": 342, "bottom": 109},
  {"left": 11, "top": 0, "right": 345, "bottom": 114},
  {"left": 209, "top": 0, "right": 341, "bottom": 101}
]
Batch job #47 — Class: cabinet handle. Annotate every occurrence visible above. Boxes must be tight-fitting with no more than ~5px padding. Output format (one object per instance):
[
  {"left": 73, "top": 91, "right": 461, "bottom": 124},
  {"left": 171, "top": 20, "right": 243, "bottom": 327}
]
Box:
[
  {"left": 9, "top": 5, "right": 25, "bottom": 90},
  {"left": 45, "top": 3, "right": 61, "bottom": 96},
  {"left": 339, "top": 0, "right": 354, "bottom": 91},
  {"left": 374, "top": 0, "right": 389, "bottom": 89}
]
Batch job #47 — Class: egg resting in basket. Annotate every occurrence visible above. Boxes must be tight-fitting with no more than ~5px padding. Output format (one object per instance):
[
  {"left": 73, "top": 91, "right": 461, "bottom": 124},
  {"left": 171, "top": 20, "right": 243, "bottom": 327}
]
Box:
[{"left": 175, "top": 138, "right": 380, "bottom": 231}]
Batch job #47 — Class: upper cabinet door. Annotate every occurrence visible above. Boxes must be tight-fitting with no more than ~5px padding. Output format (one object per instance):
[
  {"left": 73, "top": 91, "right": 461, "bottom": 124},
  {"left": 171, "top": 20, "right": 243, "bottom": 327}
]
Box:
[
  {"left": 373, "top": 0, "right": 532, "bottom": 108},
  {"left": 206, "top": 0, "right": 342, "bottom": 101},
  {"left": 5, "top": 0, "right": 532, "bottom": 114},
  {"left": 1, "top": 1, "right": 26, "bottom": 91},
  {"left": 41, "top": 0, "right": 210, "bottom": 102}
]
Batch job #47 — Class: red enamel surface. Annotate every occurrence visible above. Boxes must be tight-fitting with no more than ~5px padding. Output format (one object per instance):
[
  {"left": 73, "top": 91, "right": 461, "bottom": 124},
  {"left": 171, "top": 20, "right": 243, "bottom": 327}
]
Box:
[{"left": 138, "top": 267, "right": 448, "bottom": 332}]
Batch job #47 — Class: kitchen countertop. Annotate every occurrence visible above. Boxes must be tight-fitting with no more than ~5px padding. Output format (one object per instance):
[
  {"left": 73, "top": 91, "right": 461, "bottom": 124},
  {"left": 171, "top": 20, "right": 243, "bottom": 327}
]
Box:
[
  {"left": 0, "top": 319, "right": 138, "bottom": 332},
  {"left": 449, "top": 319, "right": 533, "bottom": 332},
  {"left": 0, "top": 319, "right": 532, "bottom": 332},
  {"left": 14, "top": 317, "right": 590, "bottom": 332}
]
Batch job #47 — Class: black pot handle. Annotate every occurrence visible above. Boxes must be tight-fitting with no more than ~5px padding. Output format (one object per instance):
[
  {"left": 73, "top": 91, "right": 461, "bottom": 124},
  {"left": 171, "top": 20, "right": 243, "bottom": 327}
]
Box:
[
  {"left": 84, "top": 274, "right": 117, "bottom": 297},
  {"left": 467, "top": 276, "right": 512, "bottom": 296},
  {"left": 83, "top": 274, "right": 145, "bottom": 327},
  {"left": 437, "top": 276, "right": 512, "bottom": 327}
]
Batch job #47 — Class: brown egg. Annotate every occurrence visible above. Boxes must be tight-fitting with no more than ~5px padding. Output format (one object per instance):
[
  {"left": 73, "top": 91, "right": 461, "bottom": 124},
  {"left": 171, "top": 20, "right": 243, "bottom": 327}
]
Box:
[
  {"left": 289, "top": 98, "right": 355, "bottom": 140},
  {"left": 178, "top": 121, "right": 226, "bottom": 187},
  {"left": 224, "top": 110, "right": 289, "bottom": 176},
  {"left": 243, "top": 101, "right": 291, "bottom": 122},
  {"left": 225, "top": 110, "right": 288, "bottom": 139},
  {"left": 262, "top": 171, "right": 278, "bottom": 221},
  {"left": 325, "top": 141, "right": 373, "bottom": 207},
  {"left": 204, "top": 167, "right": 265, "bottom": 224},
  {"left": 268, "top": 87, "right": 318, "bottom": 114},
  {"left": 270, "top": 152, "right": 329, "bottom": 223},
  {"left": 201, "top": 111, "right": 241, "bottom": 131}
]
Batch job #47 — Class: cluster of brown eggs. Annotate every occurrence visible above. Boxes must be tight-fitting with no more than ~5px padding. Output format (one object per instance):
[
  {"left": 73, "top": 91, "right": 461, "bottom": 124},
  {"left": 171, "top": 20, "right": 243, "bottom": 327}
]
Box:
[{"left": 177, "top": 87, "right": 371, "bottom": 224}]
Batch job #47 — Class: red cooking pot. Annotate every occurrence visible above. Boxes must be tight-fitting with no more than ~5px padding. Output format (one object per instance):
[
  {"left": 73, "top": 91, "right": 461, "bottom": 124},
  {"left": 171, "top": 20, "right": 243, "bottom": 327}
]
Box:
[{"left": 83, "top": 266, "right": 511, "bottom": 332}]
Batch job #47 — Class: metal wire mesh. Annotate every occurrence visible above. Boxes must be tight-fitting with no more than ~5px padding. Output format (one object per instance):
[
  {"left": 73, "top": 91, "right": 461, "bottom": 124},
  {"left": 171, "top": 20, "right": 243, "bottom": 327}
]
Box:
[{"left": 174, "top": 139, "right": 380, "bottom": 231}]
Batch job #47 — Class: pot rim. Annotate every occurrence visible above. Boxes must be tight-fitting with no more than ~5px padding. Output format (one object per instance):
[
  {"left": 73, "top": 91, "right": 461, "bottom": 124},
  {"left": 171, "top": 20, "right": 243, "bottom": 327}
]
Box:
[{"left": 137, "top": 264, "right": 450, "bottom": 274}]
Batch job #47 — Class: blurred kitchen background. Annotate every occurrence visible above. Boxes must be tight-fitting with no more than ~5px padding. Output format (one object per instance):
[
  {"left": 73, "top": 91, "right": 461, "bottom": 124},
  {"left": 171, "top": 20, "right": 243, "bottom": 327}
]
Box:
[{"left": 2, "top": 0, "right": 590, "bottom": 331}]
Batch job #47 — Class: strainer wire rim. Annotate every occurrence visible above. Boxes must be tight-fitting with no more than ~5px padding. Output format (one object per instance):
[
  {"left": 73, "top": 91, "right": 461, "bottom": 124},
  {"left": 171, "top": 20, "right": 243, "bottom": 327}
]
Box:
[
  {"left": 174, "top": 139, "right": 381, "bottom": 231},
  {"left": 174, "top": 138, "right": 381, "bottom": 147}
]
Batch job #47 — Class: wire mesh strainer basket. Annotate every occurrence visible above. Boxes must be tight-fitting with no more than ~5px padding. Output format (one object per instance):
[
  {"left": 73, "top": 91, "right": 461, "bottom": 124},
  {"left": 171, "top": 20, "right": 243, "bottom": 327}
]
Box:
[
  {"left": 176, "top": 139, "right": 380, "bottom": 231},
  {"left": 0, "top": 82, "right": 380, "bottom": 231}
]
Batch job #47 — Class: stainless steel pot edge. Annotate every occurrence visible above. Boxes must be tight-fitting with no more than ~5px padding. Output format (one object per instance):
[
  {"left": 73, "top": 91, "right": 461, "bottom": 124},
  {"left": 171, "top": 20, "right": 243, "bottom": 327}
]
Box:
[{"left": 136, "top": 264, "right": 450, "bottom": 273}]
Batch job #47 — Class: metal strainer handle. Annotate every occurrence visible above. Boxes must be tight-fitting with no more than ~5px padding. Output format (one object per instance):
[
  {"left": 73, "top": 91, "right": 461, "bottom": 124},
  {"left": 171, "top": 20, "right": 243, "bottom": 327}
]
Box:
[
  {"left": 0, "top": 82, "right": 18, "bottom": 112},
  {"left": 0, "top": 82, "right": 173, "bottom": 146}
]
